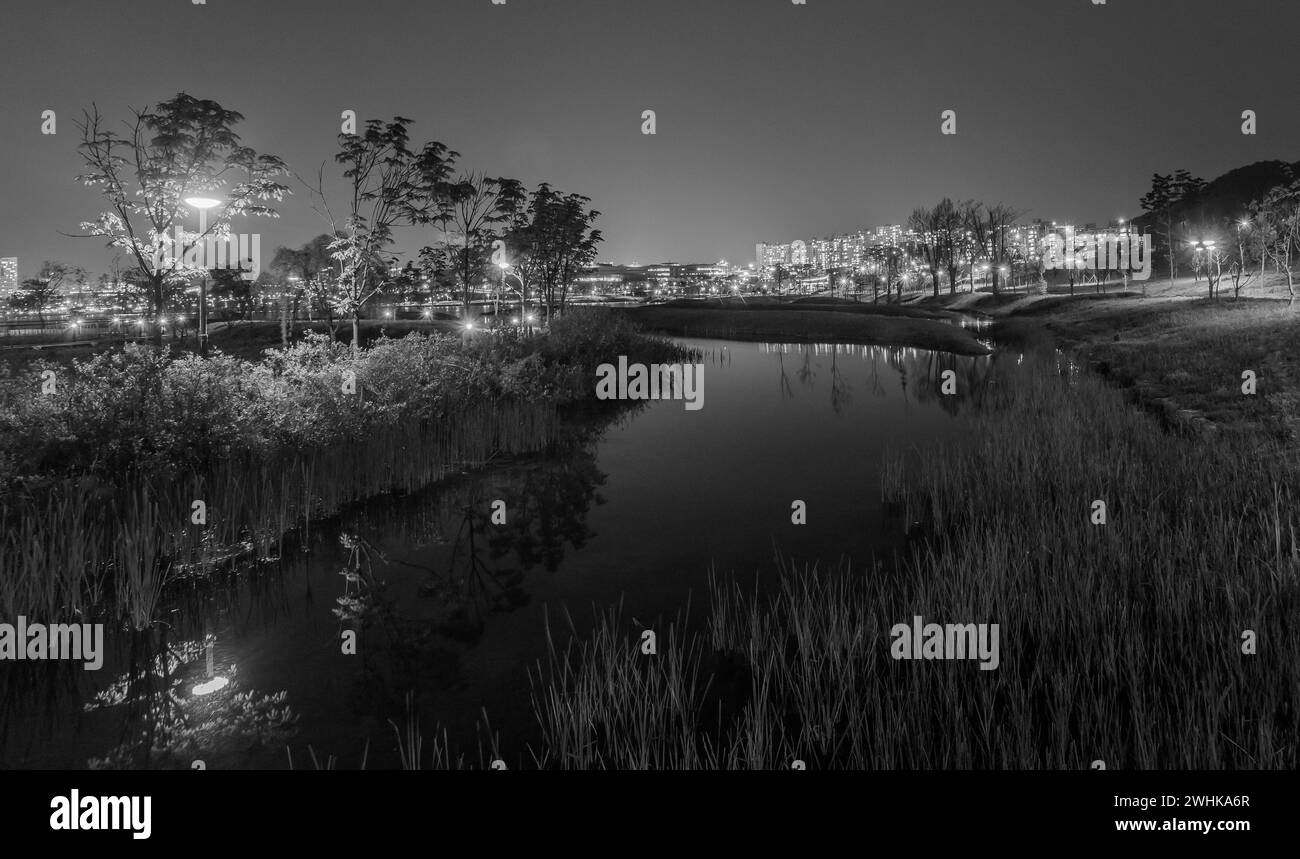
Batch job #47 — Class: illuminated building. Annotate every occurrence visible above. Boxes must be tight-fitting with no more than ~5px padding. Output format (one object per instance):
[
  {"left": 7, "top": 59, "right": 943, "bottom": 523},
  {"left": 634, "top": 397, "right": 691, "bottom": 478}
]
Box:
[{"left": 0, "top": 257, "right": 16, "bottom": 304}]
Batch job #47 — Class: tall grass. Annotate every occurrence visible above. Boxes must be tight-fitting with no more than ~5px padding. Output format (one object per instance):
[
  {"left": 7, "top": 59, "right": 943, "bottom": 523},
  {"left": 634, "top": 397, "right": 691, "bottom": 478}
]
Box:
[{"left": 523, "top": 360, "right": 1300, "bottom": 769}]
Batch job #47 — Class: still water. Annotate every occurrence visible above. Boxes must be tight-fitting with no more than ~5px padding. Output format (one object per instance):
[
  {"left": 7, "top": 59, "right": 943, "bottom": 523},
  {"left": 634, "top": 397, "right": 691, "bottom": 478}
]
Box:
[{"left": 1, "top": 338, "right": 997, "bottom": 769}]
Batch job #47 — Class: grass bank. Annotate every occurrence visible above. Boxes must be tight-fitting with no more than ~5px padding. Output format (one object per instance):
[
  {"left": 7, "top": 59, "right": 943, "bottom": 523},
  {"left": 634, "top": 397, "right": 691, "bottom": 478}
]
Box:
[{"left": 943, "top": 286, "right": 1300, "bottom": 442}]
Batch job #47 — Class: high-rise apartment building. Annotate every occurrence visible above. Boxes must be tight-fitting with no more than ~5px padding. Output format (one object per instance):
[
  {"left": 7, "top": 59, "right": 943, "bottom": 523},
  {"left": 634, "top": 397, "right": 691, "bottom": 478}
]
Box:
[{"left": 0, "top": 258, "right": 17, "bottom": 305}]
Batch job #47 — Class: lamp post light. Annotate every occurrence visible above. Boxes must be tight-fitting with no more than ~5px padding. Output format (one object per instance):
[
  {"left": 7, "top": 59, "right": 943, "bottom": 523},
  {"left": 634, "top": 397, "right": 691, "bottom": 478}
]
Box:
[
  {"left": 184, "top": 196, "right": 222, "bottom": 356},
  {"left": 498, "top": 262, "right": 530, "bottom": 330},
  {"left": 495, "top": 261, "right": 508, "bottom": 322}
]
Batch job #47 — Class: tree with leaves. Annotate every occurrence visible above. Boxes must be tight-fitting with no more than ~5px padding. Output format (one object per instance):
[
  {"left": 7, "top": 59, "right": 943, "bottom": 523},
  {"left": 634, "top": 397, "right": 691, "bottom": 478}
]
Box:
[
  {"left": 551, "top": 192, "right": 602, "bottom": 316},
  {"left": 435, "top": 173, "right": 525, "bottom": 318},
  {"left": 268, "top": 234, "right": 334, "bottom": 324},
  {"left": 1138, "top": 169, "right": 1205, "bottom": 284},
  {"left": 499, "top": 184, "right": 602, "bottom": 322},
  {"left": 208, "top": 266, "right": 257, "bottom": 322},
  {"left": 75, "top": 93, "right": 288, "bottom": 343},
  {"left": 305, "top": 117, "right": 448, "bottom": 352}
]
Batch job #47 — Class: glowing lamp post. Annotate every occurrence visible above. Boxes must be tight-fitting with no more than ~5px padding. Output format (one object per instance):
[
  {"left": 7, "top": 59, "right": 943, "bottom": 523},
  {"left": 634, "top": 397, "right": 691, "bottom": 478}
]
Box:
[
  {"left": 498, "top": 262, "right": 529, "bottom": 330},
  {"left": 495, "top": 261, "right": 508, "bottom": 322},
  {"left": 184, "top": 196, "right": 222, "bottom": 356}
]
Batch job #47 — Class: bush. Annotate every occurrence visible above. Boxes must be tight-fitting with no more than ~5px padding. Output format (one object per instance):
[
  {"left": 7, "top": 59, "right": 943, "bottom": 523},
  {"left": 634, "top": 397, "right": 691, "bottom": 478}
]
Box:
[{"left": 0, "top": 311, "right": 684, "bottom": 490}]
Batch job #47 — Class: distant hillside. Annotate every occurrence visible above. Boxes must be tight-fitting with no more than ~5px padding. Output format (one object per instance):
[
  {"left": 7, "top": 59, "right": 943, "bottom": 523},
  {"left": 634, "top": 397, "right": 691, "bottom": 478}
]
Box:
[{"left": 1133, "top": 159, "right": 1299, "bottom": 231}]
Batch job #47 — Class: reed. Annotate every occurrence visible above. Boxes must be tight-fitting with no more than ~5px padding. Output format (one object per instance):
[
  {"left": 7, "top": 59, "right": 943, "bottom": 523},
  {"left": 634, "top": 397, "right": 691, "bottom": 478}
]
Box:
[
  {"left": 520, "top": 360, "right": 1300, "bottom": 769},
  {"left": 0, "top": 394, "right": 564, "bottom": 628}
]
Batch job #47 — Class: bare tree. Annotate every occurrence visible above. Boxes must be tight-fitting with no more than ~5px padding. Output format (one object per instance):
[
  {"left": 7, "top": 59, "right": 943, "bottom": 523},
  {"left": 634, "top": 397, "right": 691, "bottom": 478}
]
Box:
[
  {"left": 908, "top": 204, "right": 943, "bottom": 299},
  {"left": 1251, "top": 177, "right": 1300, "bottom": 302}
]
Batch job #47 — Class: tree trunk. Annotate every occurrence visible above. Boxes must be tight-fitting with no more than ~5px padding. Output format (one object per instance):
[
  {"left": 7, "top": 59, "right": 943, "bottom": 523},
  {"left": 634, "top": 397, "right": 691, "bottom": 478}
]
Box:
[{"left": 152, "top": 277, "right": 166, "bottom": 346}]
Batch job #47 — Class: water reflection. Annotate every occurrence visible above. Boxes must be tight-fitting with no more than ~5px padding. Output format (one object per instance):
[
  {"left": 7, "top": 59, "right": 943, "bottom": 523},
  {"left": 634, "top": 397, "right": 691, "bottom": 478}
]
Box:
[
  {"left": 82, "top": 627, "right": 299, "bottom": 769},
  {"left": 759, "top": 341, "right": 996, "bottom": 415}
]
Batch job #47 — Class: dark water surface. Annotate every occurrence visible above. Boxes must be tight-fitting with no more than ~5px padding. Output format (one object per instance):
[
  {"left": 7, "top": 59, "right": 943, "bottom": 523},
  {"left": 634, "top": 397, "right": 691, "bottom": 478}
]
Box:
[{"left": 1, "top": 338, "right": 998, "bottom": 769}]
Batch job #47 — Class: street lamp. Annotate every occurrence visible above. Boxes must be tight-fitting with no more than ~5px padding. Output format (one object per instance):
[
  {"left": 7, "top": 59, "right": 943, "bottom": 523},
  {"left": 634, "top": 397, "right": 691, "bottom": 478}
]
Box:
[
  {"left": 184, "top": 196, "right": 222, "bottom": 356},
  {"left": 495, "top": 260, "right": 509, "bottom": 321},
  {"left": 498, "top": 262, "right": 530, "bottom": 329}
]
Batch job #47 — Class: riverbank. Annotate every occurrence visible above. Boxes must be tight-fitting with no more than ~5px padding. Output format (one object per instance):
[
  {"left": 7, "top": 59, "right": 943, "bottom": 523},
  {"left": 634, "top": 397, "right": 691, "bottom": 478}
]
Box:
[
  {"left": 620, "top": 298, "right": 991, "bottom": 356},
  {"left": 920, "top": 282, "right": 1299, "bottom": 442}
]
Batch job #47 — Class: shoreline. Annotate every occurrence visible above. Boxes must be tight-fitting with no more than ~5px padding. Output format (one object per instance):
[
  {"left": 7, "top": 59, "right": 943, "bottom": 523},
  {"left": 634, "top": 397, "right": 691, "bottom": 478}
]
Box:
[{"left": 621, "top": 304, "right": 993, "bottom": 356}]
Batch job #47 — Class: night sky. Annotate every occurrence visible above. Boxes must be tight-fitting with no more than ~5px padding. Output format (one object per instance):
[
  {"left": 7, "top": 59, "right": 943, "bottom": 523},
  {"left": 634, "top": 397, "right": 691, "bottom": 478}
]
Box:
[{"left": 1, "top": 0, "right": 1297, "bottom": 279}]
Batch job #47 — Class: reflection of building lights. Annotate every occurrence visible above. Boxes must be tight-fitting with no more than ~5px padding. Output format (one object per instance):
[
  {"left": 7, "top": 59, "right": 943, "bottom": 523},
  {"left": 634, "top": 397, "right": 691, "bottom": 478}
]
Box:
[{"left": 191, "top": 676, "right": 229, "bottom": 696}]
